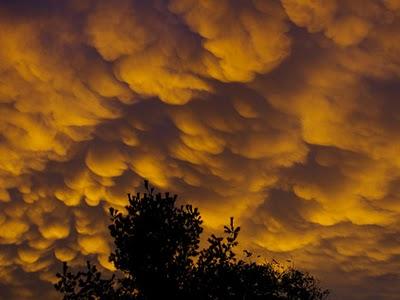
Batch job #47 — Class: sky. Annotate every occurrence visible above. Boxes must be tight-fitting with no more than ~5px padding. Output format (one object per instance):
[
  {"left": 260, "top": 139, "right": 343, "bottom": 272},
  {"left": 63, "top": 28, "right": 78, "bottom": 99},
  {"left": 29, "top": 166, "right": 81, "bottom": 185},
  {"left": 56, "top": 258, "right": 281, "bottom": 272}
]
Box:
[{"left": 1, "top": 0, "right": 400, "bottom": 299}]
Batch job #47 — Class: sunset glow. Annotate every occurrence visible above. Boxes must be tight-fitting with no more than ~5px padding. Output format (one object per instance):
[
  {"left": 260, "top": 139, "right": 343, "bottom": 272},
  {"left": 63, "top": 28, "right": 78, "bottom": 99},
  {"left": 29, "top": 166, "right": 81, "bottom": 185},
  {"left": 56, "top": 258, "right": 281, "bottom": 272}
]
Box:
[{"left": 1, "top": 1, "right": 400, "bottom": 299}]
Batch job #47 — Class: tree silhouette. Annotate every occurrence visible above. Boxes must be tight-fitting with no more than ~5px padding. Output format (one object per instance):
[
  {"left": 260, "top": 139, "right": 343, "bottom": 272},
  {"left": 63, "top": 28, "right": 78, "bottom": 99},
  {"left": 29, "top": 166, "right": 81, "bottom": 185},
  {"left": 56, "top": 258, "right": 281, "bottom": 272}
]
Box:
[{"left": 55, "top": 181, "right": 329, "bottom": 299}]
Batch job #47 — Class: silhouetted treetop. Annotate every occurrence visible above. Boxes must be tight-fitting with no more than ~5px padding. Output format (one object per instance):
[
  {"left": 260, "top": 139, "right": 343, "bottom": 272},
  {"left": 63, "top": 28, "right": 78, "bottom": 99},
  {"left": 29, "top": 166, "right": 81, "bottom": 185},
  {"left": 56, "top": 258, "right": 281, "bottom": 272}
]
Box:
[{"left": 55, "top": 180, "right": 329, "bottom": 300}]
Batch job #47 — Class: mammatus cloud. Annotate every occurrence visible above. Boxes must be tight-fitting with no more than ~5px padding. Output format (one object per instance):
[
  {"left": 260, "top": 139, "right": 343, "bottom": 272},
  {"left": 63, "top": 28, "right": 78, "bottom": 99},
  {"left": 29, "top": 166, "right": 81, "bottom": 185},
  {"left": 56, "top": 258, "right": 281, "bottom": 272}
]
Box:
[{"left": 1, "top": 0, "right": 400, "bottom": 299}]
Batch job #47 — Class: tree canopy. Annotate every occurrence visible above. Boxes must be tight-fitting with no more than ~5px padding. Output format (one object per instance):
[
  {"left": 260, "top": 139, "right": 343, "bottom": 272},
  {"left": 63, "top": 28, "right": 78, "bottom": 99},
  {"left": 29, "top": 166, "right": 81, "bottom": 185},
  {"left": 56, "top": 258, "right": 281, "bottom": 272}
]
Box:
[{"left": 55, "top": 181, "right": 329, "bottom": 300}]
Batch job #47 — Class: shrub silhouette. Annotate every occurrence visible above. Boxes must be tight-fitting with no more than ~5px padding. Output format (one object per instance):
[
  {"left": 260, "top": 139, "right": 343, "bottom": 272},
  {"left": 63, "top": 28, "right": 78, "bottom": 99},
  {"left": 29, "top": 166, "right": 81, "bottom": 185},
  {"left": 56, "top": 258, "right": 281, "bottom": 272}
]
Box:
[{"left": 55, "top": 181, "right": 329, "bottom": 299}]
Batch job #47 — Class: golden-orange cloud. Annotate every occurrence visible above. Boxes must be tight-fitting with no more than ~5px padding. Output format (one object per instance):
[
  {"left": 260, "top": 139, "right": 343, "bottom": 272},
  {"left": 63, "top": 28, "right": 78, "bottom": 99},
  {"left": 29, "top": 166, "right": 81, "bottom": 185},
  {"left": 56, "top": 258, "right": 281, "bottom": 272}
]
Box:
[{"left": 1, "top": 1, "right": 400, "bottom": 299}]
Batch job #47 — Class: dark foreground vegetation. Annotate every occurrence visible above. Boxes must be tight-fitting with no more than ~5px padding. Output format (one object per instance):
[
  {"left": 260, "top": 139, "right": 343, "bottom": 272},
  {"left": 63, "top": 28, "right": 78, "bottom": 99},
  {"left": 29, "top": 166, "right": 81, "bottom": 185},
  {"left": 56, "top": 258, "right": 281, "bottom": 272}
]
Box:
[{"left": 55, "top": 181, "right": 329, "bottom": 300}]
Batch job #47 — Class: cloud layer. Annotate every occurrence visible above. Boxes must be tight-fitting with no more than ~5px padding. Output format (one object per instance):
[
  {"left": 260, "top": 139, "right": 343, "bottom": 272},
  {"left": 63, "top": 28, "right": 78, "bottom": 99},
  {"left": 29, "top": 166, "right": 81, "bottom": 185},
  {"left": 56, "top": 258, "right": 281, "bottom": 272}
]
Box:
[{"left": 1, "top": 1, "right": 400, "bottom": 299}]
